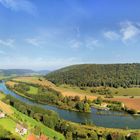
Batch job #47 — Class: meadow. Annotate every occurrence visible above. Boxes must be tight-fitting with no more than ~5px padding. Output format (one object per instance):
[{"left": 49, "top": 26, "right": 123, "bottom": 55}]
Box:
[{"left": 0, "top": 92, "right": 65, "bottom": 140}]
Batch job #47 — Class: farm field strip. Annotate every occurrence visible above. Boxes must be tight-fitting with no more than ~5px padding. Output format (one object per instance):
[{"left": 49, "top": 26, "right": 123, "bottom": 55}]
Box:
[
  {"left": 8, "top": 76, "right": 140, "bottom": 111},
  {"left": 11, "top": 77, "right": 97, "bottom": 100}
]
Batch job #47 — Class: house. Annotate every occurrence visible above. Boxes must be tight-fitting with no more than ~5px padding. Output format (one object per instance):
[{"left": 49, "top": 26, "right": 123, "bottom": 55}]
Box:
[
  {"left": 27, "top": 134, "right": 49, "bottom": 140},
  {"left": 15, "top": 123, "right": 28, "bottom": 136},
  {"left": 39, "top": 134, "right": 49, "bottom": 140},
  {"left": 27, "top": 134, "right": 37, "bottom": 140},
  {"left": 0, "top": 112, "right": 5, "bottom": 118}
]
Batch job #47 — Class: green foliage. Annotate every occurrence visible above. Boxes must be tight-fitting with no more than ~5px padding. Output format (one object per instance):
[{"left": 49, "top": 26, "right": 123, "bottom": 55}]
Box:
[
  {"left": 10, "top": 82, "right": 91, "bottom": 112},
  {"left": 0, "top": 125, "right": 21, "bottom": 139},
  {"left": 3, "top": 95, "right": 59, "bottom": 129},
  {"left": 94, "top": 96, "right": 103, "bottom": 105},
  {"left": 56, "top": 120, "right": 140, "bottom": 140},
  {"left": 83, "top": 103, "right": 90, "bottom": 112},
  {"left": 75, "top": 102, "right": 84, "bottom": 111},
  {"left": 129, "top": 133, "right": 140, "bottom": 140},
  {"left": 108, "top": 132, "right": 126, "bottom": 140},
  {"left": 46, "top": 64, "right": 140, "bottom": 88},
  {"left": 127, "top": 109, "right": 137, "bottom": 114}
]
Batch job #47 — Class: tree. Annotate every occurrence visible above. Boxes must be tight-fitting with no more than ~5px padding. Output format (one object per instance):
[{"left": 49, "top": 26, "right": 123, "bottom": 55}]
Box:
[
  {"left": 75, "top": 102, "right": 84, "bottom": 111},
  {"left": 66, "top": 132, "right": 72, "bottom": 140},
  {"left": 94, "top": 96, "right": 103, "bottom": 105},
  {"left": 83, "top": 103, "right": 90, "bottom": 112},
  {"left": 74, "top": 96, "right": 80, "bottom": 102}
]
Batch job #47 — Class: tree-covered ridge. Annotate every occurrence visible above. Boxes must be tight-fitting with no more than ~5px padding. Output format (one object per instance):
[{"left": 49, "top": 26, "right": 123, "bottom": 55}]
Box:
[{"left": 46, "top": 63, "right": 140, "bottom": 88}]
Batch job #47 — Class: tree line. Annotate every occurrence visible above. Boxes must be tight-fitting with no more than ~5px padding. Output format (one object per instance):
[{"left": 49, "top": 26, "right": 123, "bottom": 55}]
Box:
[
  {"left": 3, "top": 95, "right": 59, "bottom": 129},
  {"left": 46, "top": 63, "right": 140, "bottom": 88},
  {"left": 8, "top": 82, "right": 91, "bottom": 113}
]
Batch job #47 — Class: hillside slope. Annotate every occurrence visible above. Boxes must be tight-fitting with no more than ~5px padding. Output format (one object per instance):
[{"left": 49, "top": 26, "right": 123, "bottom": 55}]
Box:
[{"left": 46, "top": 63, "right": 140, "bottom": 88}]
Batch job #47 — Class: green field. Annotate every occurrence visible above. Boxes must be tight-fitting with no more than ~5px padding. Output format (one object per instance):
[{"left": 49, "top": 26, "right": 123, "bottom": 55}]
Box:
[
  {"left": 13, "top": 108, "right": 65, "bottom": 140},
  {"left": 27, "top": 86, "right": 38, "bottom": 94},
  {"left": 58, "top": 84, "right": 140, "bottom": 97},
  {"left": 0, "top": 108, "right": 65, "bottom": 140},
  {"left": 0, "top": 92, "right": 65, "bottom": 140},
  {"left": 110, "top": 87, "right": 140, "bottom": 96},
  {"left": 0, "top": 118, "right": 16, "bottom": 133}
]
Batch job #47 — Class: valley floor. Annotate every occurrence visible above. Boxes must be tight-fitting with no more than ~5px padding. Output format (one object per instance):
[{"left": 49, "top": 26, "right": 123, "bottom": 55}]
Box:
[{"left": 9, "top": 76, "right": 140, "bottom": 112}]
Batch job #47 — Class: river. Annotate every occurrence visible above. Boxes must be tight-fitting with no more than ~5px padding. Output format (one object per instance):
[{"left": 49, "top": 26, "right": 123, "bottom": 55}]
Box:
[{"left": 0, "top": 82, "right": 140, "bottom": 129}]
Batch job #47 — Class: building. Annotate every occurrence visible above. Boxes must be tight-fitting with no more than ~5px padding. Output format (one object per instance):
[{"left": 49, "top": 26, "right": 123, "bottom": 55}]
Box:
[
  {"left": 15, "top": 124, "right": 28, "bottom": 136},
  {"left": 27, "top": 134, "right": 49, "bottom": 140},
  {"left": 27, "top": 134, "right": 37, "bottom": 140},
  {"left": 0, "top": 112, "right": 5, "bottom": 118}
]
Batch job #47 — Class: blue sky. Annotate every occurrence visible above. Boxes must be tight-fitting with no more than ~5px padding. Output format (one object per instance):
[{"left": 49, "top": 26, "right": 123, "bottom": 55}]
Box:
[{"left": 0, "top": 0, "right": 140, "bottom": 70}]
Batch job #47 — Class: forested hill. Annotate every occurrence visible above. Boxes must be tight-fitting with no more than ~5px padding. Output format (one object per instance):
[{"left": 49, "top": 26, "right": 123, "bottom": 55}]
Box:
[{"left": 46, "top": 64, "right": 140, "bottom": 88}]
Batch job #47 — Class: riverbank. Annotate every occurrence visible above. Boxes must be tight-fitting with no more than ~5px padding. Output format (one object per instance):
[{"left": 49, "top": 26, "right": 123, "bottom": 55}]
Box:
[
  {"left": 6, "top": 81, "right": 91, "bottom": 113},
  {"left": 1, "top": 82, "right": 140, "bottom": 129},
  {"left": 7, "top": 86, "right": 83, "bottom": 112},
  {"left": 3, "top": 92, "right": 140, "bottom": 140}
]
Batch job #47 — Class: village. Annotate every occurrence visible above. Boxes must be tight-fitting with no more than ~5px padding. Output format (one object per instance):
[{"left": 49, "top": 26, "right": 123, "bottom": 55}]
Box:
[
  {"left": 0, "top": 109, "right": 49, "bottom": 140},
  {"left": 0, "top": 93, "right": 50, "bottom": 140}
]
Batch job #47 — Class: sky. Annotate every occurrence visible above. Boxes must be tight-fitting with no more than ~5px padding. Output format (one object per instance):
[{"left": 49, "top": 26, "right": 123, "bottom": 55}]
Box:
[{"left": 0, "top": 0, "right": 140, "bottom": 70}]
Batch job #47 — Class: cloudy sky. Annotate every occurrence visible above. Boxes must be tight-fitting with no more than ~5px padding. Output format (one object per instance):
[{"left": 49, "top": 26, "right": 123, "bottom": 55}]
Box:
[{"left": 0, "top": 0, "right": 140, "bottom": 70}]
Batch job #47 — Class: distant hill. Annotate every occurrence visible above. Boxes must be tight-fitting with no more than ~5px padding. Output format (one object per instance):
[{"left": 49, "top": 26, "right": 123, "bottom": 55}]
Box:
[
  {"left": 37, "top": 70, "right": 50, "bottom": 75},
  {"left": 0, "top": 69, "right": 36, "bottom": 76},
  {"left": 0, "top": 69, "right": 51, "bottom": 77},
  {"left": 46, "top": 63, "right": 140, "bottom": 88}
]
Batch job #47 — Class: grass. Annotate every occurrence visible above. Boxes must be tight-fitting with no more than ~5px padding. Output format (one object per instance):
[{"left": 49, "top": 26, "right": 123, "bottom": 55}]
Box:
[
  {"left": 0, "top": 92, "right": 13, "bottom": 115},
  {"left": 0, "top": 107, "right": 65, "bottom": 140},
  {"left": 0, "top": 92, "right": 65, "bottom": 140},
  {"left": 110, "top": 87, "right": 140, "bottom": 96},
  {"left": 59, "top": 84, "right": 140, "bottom": 96},
  {"left": 0, "top": 74, "right": 17, "bottom": 80},
  {"left": 0, "top": 117, "right": 17, "bottom": 134},
  {"left": 11, "top": 76, "right": 96, "bottom": 100},
  {"left": 9, "top": 76, "right": 140, "bottom": 111},
  {"left": 27, "top": 86, "right": 38, "bottom": 94},
  {"left": 0, "top": 92, "right": 6, "bottom": 99},
  {"left": 12, "top": 108, "right": 65, "bottom": 140}
]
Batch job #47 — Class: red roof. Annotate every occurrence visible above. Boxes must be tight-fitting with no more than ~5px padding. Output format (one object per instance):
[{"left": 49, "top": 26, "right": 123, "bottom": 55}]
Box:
[
  {"left": 27, "top": 134, "right": 49, "bottom": 140},
  {"left": 39, "top": 134, "right": 49, "bottom": 140},
  {"left": 27, "top": 134, "right": 37, "bottom": 140}
]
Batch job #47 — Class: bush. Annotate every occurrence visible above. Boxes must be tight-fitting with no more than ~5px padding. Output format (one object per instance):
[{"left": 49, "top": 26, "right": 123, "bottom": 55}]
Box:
[
  {"left": 129, "top": 133, "right": 140, "bottom": 140},
  {"left": 107, "top": 132, "right": 126, "bottom": 140}
]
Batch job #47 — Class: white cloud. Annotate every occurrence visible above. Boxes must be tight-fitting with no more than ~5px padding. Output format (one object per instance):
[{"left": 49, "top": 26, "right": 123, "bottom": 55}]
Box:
[
  {"left": 69, "top": 39, "right": 82, "bottom": 49},
  {"left": 0, "top": 39, "right": 15, "bottom": 48},
  {"left": 0, "top": 0, "right": 36, "bottom": 15},
  {"left": 104, "top": 31, "right": 120, "bottom": 40},
  {"left": 0, "top": 56, "right": 84, "bottom": 70},
  {"left": 25, "top": 37, "right": 45, "bottom": 47},
  {"left": 69, "top": 37, "right": 102, "bottom": 50},
  {"left": 103, "top": 21, "right": 140, "bottom": 44},
  {"left": 120, "top": 21, "right": 140, "bottom": 42},
  {"left": 85, "top": 38, "right": 101, "bottom": 49}
]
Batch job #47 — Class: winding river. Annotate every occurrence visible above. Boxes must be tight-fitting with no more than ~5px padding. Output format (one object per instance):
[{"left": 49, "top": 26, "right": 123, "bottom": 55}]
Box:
[{"left": 0, "top": 82, "right": 140, "bottom": 129}]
